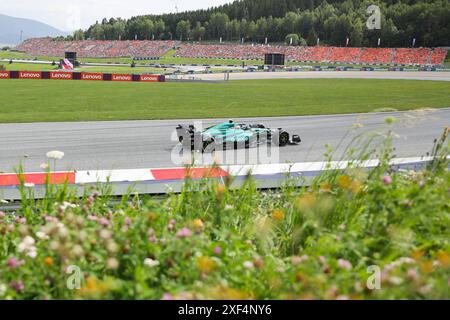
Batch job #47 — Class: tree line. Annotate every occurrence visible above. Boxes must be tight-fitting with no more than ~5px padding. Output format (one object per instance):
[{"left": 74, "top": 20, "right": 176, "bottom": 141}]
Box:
[{"left": 70, "top": 0, "right": 450, "bottom": 47}]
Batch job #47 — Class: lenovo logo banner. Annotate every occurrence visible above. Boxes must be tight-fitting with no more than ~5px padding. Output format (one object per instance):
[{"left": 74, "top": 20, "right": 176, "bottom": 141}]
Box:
[
  {"left": 140, "top": 74, "right": 160, "bottom": 82},
  {"left": 81, "top": 73, "right": 103, "bottom": 81},
  {"left": 0, "top": 71, "right": 10, "bottom": 79},
  {"left": 19, "top": 71, "right": 42, "bottom": 79},
  {"left": 50, "top": 72, "right": 73, "bottom": 80},
  {"left": 112, "top": 74, "right": 132, "bottom": 82}
]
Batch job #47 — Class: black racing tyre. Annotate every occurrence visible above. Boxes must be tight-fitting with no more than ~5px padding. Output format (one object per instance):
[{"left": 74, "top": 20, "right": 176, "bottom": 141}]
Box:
[{"left": 278, "top": 132, "right": 289, "bottom": 147}]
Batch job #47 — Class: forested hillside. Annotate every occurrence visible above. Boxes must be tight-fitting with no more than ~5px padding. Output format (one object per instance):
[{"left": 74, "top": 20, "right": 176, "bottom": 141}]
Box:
[{"left": 73, "top": 0, "right": 449, "bottom": 47}]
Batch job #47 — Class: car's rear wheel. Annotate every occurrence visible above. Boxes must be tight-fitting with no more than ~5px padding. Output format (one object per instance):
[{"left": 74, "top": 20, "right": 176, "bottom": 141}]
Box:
[{"left": 278, "top": 132, "right": 289, "bottom": 147}]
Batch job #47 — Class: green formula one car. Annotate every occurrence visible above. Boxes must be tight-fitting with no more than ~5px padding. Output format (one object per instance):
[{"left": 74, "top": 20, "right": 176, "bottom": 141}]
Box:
[{"left": 176, "top": 120, "right": 301, "bottom": 152}]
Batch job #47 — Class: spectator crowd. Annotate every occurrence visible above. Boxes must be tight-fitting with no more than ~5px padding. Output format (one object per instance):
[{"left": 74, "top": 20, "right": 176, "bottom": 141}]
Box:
[
  {"left": 15, "top": 38, "right": 447, "bottom": 65},
  {"left": 16, "top": 38, "right": 180, "bottom": 59}
]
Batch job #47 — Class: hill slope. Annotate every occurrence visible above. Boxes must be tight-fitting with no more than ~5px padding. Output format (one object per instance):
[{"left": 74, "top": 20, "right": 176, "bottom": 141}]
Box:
[{"left": 0, "top": 13, "right": 66, "bottom": 46}]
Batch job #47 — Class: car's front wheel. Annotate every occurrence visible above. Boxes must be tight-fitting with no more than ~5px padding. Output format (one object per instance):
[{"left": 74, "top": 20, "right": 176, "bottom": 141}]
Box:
[{"left": 278, "top": 132, "right": 289, "bottom": 147}]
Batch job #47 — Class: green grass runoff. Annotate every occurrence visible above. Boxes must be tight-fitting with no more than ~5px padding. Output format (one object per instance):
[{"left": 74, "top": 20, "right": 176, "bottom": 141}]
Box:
[{"left": 0, "top": 78, "right": 448, "bottom": 123}]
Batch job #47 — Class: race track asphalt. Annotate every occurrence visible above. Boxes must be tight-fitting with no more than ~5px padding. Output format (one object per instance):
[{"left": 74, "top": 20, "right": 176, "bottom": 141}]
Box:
[{"left": 0, "top": 108, "right": 448, "bottom": 172}]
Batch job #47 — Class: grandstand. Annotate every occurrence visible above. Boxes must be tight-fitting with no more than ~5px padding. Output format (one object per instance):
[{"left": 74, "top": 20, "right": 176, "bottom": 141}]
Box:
[
  {"left": 175, "top": 44, "right": 446, "bottom": 65},
  {"left": 14, "top": 38, "right": 447, "bottom": 66},
  {"left": 15, "top": 38, "right": 180, "bottom": 59}
]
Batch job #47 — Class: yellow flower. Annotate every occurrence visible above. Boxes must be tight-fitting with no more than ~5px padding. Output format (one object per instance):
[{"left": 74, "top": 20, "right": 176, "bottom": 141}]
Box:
[
  {"left": 350, "top": 180, "right": 363, "bottom": 194},
  {"left": 319, "top": 183, "right": 332, "bottom": 193},
  {"left": 411, "top": 249, "right": 424, "bottom": 261},
  {"left": 216, "top": 185, "right": 227, "bottom": 198},
  {"left": 78, "top": 276, "right": 109, "bottom": 298},
  {"left": 297, "top": 193, "right": 316, "bottom": 210},
  {"left": 193, "top": 219, "right": 204, "bottom": 230},
  {"left": 272, "top": 209, "right": 285, "bottom": 221},
  {"left": 337, "top": 175, "right": 352, "bottom": 189},
  {"left": 197, "top": 256, "right": 216, "bottom": 274},
  {"left": 44, "top": 257, "right": 53, "bottom": 266},
  {"left": 420, "top": 261, "right": 433, "bottom": 274},
  {"left": 437, "top": 251, "right": 450, "bottom": 267}
]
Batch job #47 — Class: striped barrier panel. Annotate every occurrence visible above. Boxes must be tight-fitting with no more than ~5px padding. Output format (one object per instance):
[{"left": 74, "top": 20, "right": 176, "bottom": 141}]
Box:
[{"left": 0, "top": 156, "right": 447, "bottom": 200}]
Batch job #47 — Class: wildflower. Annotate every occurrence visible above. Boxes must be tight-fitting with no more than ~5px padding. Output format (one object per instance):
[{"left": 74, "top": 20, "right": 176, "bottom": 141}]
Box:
[
  {"left": 59, "top": 202, "right": 77, "bottom": 211},
  {"left": 18, "top": 236, "right": 37, "bottom": 259},
  {"left": 350, "top": 180, "right": 363, "bottom": 194},
  {"left": 216, "top": 185, "right": 226, "bottom": 198},
  {"left": 419, "top": 285, "right": 431, "bottom": 295},
  {"left": 144, "top": 258, "right": 160, "bottom": 268},
  {"left": 40, "top": 163, "right": 49, "bottom": 170},
  {"left": 0, "top": 284, "right": 6, "bottom": 296},
  {"left": 99, "top": 229, "right": 112, "bottom": 240},
  {"left": 106, "top": 258, "right": 119, "bottom": 270},
  {"left": 337, "top": 175, "right": 352, "bottom": 189},
  {"left": 291, "top": 255, "right": 308, "bottom": 265},
  {"left": 388, "top": 276, "right": 403, "bottom": 285},
  {"left": 319, "top": 183, "right": 332, "bottom": 193},
  {"left": 420, "top": 261, "right": 433, "bottom": 273},
  {"left": 106, "top": 241, "right": 118, "bottom": 254},
  {"left": 72, "top": 245, "right": 84, "bottom": 258},
  {"left": 383, "top": 175, "right": 392, "bottom": 185},
  {"left": 243, "top": 261, "right": 254, "bottom": 269},
  {"left": 213, "top": 246, "right": 222, "bottom": 255},
  {"left": 296, "top": 193, "right": 316, "bottom": 209},
  {"left": 406, "top": 268, "right": 419, "bottom": 281},
  {"left": 161, "top": 293, "right": 174, "bottom": 300},
  {"left": 197, "top": 256, "right": 216, "bottom": 274},
  {"left": 9, "top": 281, "right": 24, "bottom": 293},
  {"left": 193, "top": 219, "right": 204, "bottom": 231},
  {"left": 224, "top": 204, "right": 234, "bottom": 211},
  {"left": 148, "top": 236, "right": 157, "bottom": 243},
  {"left": 124, "top": 217, "right": 131, "bottom": 226},
  {"left": 411, "top": 249, "right": 424, "bottom": 261},
  {"left": 44, "top": 257, "right": 53, "bottom": 266},
  {"left": 272, "top": 209, "right": 284, "bottom": 221},
  {"left": 437, "top": 251, "right": 450, "bottom": 267},
  {"left": 24, "top": 183, "right": 35, "bottom": 188},
  {"left": 176, "top": 227, "right": 192, "bottom": 238},
  {"left": 253, "top": 258, "right": 264, "bottom": 269},
  {"left": 46, "top": 150, "right": 65, "bottom": 160},
  {"left": 36, "top": 231, "right": 49, "bottom": 240},
  {"left": 7, "top": 258, "right": 20, "bottom": 268},
  {"left": 0, "top": 211, "right": 5, "bottom": 218},
  {"left": 337, "top": 259, "right": 352, "bottom": 271}
]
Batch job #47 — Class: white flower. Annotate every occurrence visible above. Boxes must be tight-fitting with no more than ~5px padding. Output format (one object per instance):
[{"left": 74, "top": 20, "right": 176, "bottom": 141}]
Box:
[
  {"left": 24, "top": 183, "right": 35, "bottom": 188},
  {"left": 0, "top": 284, "right": 6, "bottom": 296},
  {"left": 23, "top": 236, "right": 35, "bottom": 246},
  {"left": 40, "top": 163, "right": 49, "bottom": 169},
  {"left": 36, "top": 231, "right": 49, "bottom": 240},
  {"left": 144, "top": 258, "right": 160, "bottom": 268},
  {"left": 46, "top": 150, "right": 65, "bottom": 160},
  {"left": 243, "top": 261, "right": 254, "bottom": 269},
  {"left": 27, "top": 250, "right": 37, "bottom": 259},
  {"left": 59, "top": 202, "right": 78, "bottom": 211},
  {"left": 18, "top": 236, "right": 37, "bottom": 259}
]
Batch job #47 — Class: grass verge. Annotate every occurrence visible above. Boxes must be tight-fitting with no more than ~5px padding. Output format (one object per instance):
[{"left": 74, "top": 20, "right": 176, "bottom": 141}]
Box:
[{"left": 0, "top": 78, "right": 448, "bottom": 123}]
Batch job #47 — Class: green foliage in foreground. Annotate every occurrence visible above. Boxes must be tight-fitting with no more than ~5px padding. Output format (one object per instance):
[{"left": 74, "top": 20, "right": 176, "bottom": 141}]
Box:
[
  {"left": 0, "top": 129, "right": 449, "bottom": 300},
  {"left": 0, "top": 78, "right": 449, "bottom": 123}
]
